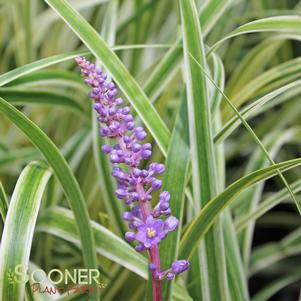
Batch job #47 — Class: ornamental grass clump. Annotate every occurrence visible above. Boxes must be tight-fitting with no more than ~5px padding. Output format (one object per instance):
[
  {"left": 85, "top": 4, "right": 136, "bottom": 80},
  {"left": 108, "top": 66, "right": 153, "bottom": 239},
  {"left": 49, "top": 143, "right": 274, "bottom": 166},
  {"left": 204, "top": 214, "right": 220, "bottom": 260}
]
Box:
[
  {"left": 3, "top": 1, "right": 301, "bottom": 301},
  {"left": 76, "top": 56, "right": 189, "bottom": 299}
]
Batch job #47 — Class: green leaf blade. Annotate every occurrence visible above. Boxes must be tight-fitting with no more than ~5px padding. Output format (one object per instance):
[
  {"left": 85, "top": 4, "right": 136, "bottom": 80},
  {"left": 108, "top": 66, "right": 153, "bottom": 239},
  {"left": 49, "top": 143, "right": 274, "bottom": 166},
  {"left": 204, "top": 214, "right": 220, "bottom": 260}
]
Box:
[
  {"left": 0, "top": 97, "right": 99, "bottom": 301},
  {"left": 179, "top": 1, "right": 230, "bottom": 300},
  {"left": 43, "top": 0, "right": 170, "bottom": 155},
  {"left": 180, "top": 158, "right": 301, "bottom": 260},
  {"left": 0, "top": 161, "right": 51, "bottom": 301}
]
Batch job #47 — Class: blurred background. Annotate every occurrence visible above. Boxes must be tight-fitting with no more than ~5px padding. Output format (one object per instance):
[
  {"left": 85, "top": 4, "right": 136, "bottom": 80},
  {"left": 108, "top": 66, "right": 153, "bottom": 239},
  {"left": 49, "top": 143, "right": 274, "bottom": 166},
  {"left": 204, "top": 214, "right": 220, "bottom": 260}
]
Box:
[{"left": 1, "top": 0, "right": 301, "bottom": 300}]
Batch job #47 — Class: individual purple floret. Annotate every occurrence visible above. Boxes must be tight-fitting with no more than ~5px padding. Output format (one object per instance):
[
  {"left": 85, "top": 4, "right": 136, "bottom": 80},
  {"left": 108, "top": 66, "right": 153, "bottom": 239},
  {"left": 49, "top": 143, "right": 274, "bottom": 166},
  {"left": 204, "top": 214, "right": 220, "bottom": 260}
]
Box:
[
  {"left": 135, "top": 216, "right": 167, "bottom": 249},
  {"left": 76, "top": 56, "right": 189, "bottom": 285}
]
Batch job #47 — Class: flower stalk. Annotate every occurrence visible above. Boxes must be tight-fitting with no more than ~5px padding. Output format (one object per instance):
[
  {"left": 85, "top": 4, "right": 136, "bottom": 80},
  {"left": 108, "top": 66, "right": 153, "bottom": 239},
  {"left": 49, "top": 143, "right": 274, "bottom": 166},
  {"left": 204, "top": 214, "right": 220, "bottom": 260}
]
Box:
[{"left": 76, "top": 57, "right": 189, "bottom": 301}]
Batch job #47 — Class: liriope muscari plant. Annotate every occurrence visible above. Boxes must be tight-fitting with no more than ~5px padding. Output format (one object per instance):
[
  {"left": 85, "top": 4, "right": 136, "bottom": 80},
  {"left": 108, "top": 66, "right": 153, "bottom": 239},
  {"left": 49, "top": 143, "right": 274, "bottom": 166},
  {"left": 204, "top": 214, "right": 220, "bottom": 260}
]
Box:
[{"left": 76, "top": 57, "right": 189, "bottom": 300}]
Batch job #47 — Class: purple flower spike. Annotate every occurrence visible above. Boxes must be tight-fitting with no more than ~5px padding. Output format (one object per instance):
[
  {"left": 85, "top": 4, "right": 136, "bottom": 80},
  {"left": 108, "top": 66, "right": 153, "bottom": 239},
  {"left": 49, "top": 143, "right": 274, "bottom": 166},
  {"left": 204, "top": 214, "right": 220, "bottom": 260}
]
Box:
[{"left": 76, "top": 56, "right": 189, "bottom": 285}]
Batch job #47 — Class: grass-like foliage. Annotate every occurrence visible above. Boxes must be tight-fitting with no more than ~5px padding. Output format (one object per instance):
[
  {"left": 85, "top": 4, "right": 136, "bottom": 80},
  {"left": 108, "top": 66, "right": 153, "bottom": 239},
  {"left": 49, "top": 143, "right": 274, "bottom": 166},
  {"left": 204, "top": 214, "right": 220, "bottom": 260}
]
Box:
[{"left": 0, "top": 0, "right": 301, "bottom": 300}]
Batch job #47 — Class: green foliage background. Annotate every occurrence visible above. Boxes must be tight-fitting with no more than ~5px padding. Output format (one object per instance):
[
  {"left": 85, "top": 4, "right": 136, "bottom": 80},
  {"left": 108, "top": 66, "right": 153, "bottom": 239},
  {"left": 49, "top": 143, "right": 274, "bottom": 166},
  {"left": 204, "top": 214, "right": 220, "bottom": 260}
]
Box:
[{"left": 1, "top": 0, "right": 301, "bottom": 300}]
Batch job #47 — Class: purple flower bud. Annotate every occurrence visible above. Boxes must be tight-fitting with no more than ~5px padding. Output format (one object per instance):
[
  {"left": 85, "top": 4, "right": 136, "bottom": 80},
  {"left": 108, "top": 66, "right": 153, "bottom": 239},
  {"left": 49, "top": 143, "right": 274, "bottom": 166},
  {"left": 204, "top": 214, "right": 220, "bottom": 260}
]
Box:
[
  {"left": 160, "top": 191, "right": 170, "bottom": 202},
  {"left": 142, "top": 150, "right": 152, "bottom": 160},
  {"left": 115, "top": 97, "right": 123, "bottom": 106},
  {"left": 124, "top": 157, "right": 133, "bottom": 165},
  {"left": 109, "top": 123, "right": 120, "bottom": 132},
  {"left": 152, "top": 209, "right": 161, "bottom": 218},
  {"left": 116, "top": 171, "right": 127, "bottom": 180},
  {"left": 165, "top": 216, "right": 178, "bottom": 231},
  {"left": 171, "top": 260, "right": 190, "bottom": 275},
  {"left": 135, "top": 127, "right": 143, "bottom": 133},
  {"left": 132, "top": 143, "right": 141, "bottom": 153},
  {"left": 132, "top": 219, "right": 141, "bottom": 228},
  {"left": 141, "top": 170, "right": 149, "bottom": 178},
  {"left": 93, "top": 103, "right": 101, "bottom": 111},
  {"left": 150, "top": 163, "right": 165, "bottom": 174},
  {"left": 151, "top": 179, "right": 162, "bottom": 190},
  {"left": 122, "top": 106, "right": 130, "bottom": 115},
  {"left": 112, "top": 167, "right": 121, "bottom": 177},
  {"left": 116, "top": 150, "right": 123, "bottom": 156},
  {"left": 115, "top": 188, "right": 127, "bottom": 199},
  {"left": 75, "top": 57, "right": 82, "bottom": 64},
  {"left": 149, "top": 263, "right": 157, "bottom": 272},
  {"left": 108, "top": 89, "right": 117, "bottom": 98},
  {"left": 130, "top": 192, "right": 139, "bottom": 201},
  {"left": 166, "top": 273, "right": 174, "bottom": 281},
  {"left": 98, "top": 116, "right": 106, "bottom": 123},
  {"left": 142, "top": 143, "right": 152, "bottom": 150},
  {"left": 125, "top": 198, "right": 132, "bottom": 205},
  {"left": 162, "top": 208, "right": 171, "bottom": 216},
  {"left": 128, "top": 222, "right": 136, "bottom": 230},
  {"left": 123, "top": 136, "right": 131, "bottom": 143},
  {"left": 159, "top": 202, "right": 169, "bottom": 211},
  {"left": 132, "top": 206, "right": 141, "bottom": 217},
  {"left": 108, "top": 107, "right": 117, "bottom": 116},
  {"left": 135, "top": 244, "right": 145, "bottom": 252},
  {"left": 124, "top": 115, "right": 133, "bottom": 122},
  {"left": 126, "top": 122, "right": 135, "bottom": 130},
  {"left": 87, "top": 63, "right": 94, "bottom": 70},
  {"left": 136, "top": 131, "right": 147, "bottom": 141},
  {"left": 122, "top": 211, "right": 133, "bottom": 221},
  {"left": 100, "top": 126, "right": 109, "bottom": 137},
  {"left": 107, "top": 82, "right": 115, "bottom": 89},
  {"left": 125, "top": 232, "right": 135, "bottom": 242},
  {"left": 110, "top": 154, "right": 120, "bottom": 163},
  {"left": 133, "top": 168, "right": 141, "bottom": 177},
  {"left": 102, "top": 144, "right": 111, "bottom": 154}
]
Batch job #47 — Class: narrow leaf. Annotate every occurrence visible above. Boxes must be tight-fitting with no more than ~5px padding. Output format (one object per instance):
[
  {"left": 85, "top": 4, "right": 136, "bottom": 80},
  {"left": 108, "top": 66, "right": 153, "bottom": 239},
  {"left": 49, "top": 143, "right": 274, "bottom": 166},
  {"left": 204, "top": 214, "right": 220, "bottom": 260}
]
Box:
[
  {"left": 43, "top": 0, "right": 170, "bottom": 155},
  {"left": 160, "top": 97, "right": 190, "bottom": 300},
  {"left": 143, "top": 0, "right": 233, "bottom": 101},
  {"left": 180, "top": 1, "right": 230, "bottom": 300},
  {"left": 0, "top": 161, "right": 51, "bottom": 301},
  {"left": 210, "top": 16, "right": 301, "bottom": 54},
  {"left": 0, "top": 97, "right": 99, "bottom": 301},
  {"left": 0, "top": 182, "right": 8, "bottom": 221},
  {"left": 180, "top": 158, "right": 301, "bottom": 260},
  {"left": 37, "top": 206, "right": 192, "bottom": 301}
]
